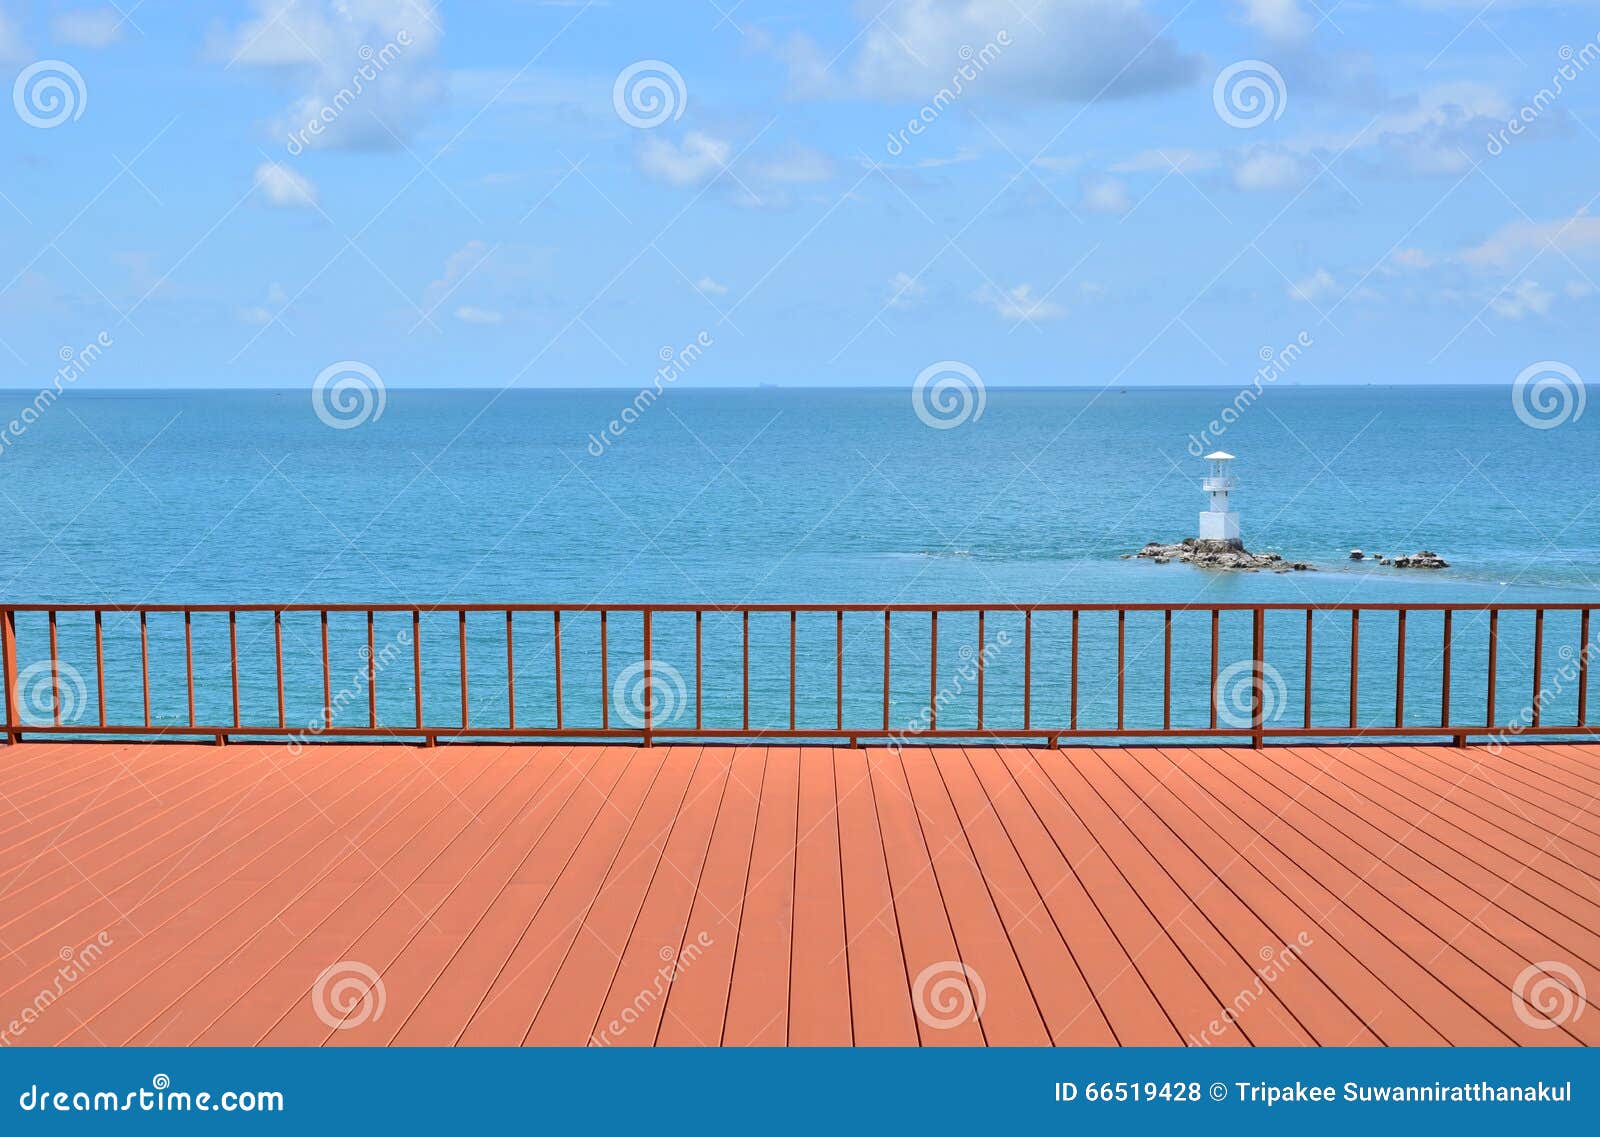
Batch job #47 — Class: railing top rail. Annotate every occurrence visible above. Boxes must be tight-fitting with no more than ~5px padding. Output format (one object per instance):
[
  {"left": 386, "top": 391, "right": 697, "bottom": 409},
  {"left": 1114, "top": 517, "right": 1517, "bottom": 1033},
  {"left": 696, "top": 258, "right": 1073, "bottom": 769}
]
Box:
[{"left": 0, "top": 601, "right": 1594, "bottom": 615}]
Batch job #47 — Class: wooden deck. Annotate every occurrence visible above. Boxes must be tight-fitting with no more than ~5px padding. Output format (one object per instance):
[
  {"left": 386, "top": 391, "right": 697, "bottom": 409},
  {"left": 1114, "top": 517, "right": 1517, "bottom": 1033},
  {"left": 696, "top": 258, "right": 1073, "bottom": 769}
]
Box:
[{"left": 0, "top": 741, "right": 1596, "bottom": 1047}]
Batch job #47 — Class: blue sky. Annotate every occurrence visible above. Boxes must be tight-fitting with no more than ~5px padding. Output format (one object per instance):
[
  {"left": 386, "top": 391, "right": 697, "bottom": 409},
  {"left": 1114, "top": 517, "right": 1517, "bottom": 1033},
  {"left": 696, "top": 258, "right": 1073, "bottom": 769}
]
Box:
[{"left": 1, "top": 0, "right": 1597, "bottom": 388}]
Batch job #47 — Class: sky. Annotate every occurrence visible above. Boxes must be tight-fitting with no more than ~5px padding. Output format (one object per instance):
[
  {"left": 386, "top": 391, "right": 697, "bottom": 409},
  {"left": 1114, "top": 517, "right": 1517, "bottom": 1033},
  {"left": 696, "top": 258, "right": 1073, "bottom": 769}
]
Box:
[{"left": 0, "top": 0, "right": 1597, "bottom": 389}]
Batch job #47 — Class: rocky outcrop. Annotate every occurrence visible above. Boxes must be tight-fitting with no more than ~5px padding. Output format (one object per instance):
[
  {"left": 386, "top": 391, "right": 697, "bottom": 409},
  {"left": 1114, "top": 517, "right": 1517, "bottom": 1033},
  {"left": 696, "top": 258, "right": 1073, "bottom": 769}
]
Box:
[
  {"left": 1392, "top": 549, "right": 1449, "bottom": 569},
  {"left": 1130, "top": 538, "right": 1313, "bottom": 572}
]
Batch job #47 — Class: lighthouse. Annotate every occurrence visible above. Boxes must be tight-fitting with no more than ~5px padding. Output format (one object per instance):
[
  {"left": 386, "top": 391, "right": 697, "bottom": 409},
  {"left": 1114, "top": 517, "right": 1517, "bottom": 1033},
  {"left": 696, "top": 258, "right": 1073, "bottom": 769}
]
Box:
[{"left": 1199, "top": 451, "right": 1241, "bottom": 546}]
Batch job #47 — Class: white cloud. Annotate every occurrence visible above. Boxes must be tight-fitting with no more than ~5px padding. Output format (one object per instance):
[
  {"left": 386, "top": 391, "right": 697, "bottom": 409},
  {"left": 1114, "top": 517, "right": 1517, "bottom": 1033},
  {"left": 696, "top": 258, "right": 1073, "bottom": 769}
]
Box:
[
  {"left": 1235, "top": 0, "right": 1312, "bottom": 43},
  {"left": 1566, "top": 280, "right": 1595, "bottom": 299},
  {"left": 1461, "top": 215, "right": 1600, "bottom": 269},
  {"left": 455, "top": 305, "right": 504, "bottom": 325},
  {"left": 1112, "top": 148, "right": 1219, "bottom": 174},
  {"left": 1288, "top": 268, "right": 1338, "bottom": 304},
  {"left": 214, "top": 1, "right": 443, "bottom": 151},
  {"left": 253, "top": 162, "right": 318, "bottom": 208},
  {"left": 637, "top": 131, "right": 732, "bottom": 186},
  {"left": 1232, "top": 147, "right": 1308, "bottom": 191},
  {"left": 695, "top": 276, "right": 729, "bottom": 296},
  {"left": 1489, "top": 279, "right": 1554, "bottom": 319},
  {"left": 753, "top": 146, "right": 835, "bottom": 184},
  {"left": 793, "top": 0, "right": 1199, "bottom": 103},
  {"left": 1392, "top": 247, "right": 1433, "bottom": 269},
  {"left": 976, "top": 282, "right": 1069, "bottom": 322},
  {"left": 53, "top": 7, "right": 125, "bottom": 48},
  {"left": 239, "top": 282, "right": 289, "bottom": 325},
  {"left": 424, "top": 239, "right": 495, "bottom": 308},
  {"left": 0, "top": 9, "right": 27, "bottom": 62},
  {"left": 1080, "top": 174, "right": 1131, "bottom": 214},
  {"left": 1032, "top": 155, "right": 1083, "bottom": 173},
  {"left": 887, "top": 271, "right": 926, "bottom": 309}
]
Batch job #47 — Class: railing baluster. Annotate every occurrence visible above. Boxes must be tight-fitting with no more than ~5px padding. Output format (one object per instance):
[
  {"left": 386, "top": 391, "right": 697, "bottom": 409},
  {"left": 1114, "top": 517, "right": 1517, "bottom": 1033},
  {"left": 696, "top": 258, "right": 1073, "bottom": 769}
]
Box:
[
  {"left": 929, "top": 610, "right": 938, "bottom": 732},
  {"left": 1348, "top": 608, "right": 1359, "bottom": 729},
  {"left": 643, "top": 609, "right": 654, "bottom": 745},
  {"left": 742, "top": 610, "right": 749, "bottom": 733},
  {"left": 0, "top": 609, "right": 17, "bottom": 744},
  {"left": 1070, "top": 609, "right": 1079, "bottom": 731},
  {"left": 1441, "top": 610, "right": 1452, "bottom": 731},
  {"left": 1116, "top": 608, "right": 1125, "bottom": 732},
  {"left": 697, "top": 609, "right": 704, "bottom": 731},
  {"left": 1486, "top": 608, "right": 1498, "bottom": 726},
  {"left": 274, "top": 610, "right": 285, "bottom": 729},
  {"left": 1394, "top": 609, "right": 1406, "bottom": 728},
  {"left": 368, "top": 611, "right": 378, "bottom": 729},
  {"left": 412, "top": 610, "right": 424, "bottom": 734},
  {"left": 1024, "top": 609, "right": 1033, "bottom": 732},
  {"left": 977, "top": 609, "right": 986, "bottom": 732},
  {"left": 504, "top": 610, "right": 514, "bottom": 730},
  {"left": 185, "top": 610, "right": 195, "bottom": 728},
  {"left": 835, "top": 609, "right": 843, "bottom": 732},
  {"left": 882, "top": 609, "right": 891, "bottom": 732},
  {"left": 228, "top": 614, "right": 236, "bottom": 729},
  {"left": 1162, "top": 608, "right": 1172, "bottom": 731},
  {"left": 96, "top": 610, "right": 107, "bottom": 728},
  {"left": 1532, "top": 607, "right": 1544, "bottom": 729},
  {"left": 789, "top": 609, "right": 797, "bottom": 732},
  {"left": 1303, "top": 608, "right": 1313, "bottom": 730},
  {"left": 321, "top": 609, "right": 331, "bottom": 729},
  {"left": 458, "top": 610, "right": 469, "bottom": 729},
  {"left": 48, "top": 610, "right": 61, "bottom": 725},
  {"left": 554, "top": 610, "right": 563, "bottom": 731},
  {"left": 1209, "top": 608, "right": 1220, "bottom": 730},
  {"left": 1580, "top": 608, "right": 1591, "bottom": 727},
  {"left": 141, "top": 611, "right": 151, "bottom": 729},
  {"left": 600, "top": 609, "right": 609, "bottom": 730},
  {"left": 1251, "top": 607, "right": 1265, "bottom": 747}
]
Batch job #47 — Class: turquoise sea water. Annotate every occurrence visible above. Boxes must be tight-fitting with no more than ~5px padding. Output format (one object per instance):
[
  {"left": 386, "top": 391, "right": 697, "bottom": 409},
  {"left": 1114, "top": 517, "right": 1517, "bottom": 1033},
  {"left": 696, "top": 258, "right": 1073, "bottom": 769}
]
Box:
[{"left": 1, "top": 385, "right": 1595, "bottom": 737}]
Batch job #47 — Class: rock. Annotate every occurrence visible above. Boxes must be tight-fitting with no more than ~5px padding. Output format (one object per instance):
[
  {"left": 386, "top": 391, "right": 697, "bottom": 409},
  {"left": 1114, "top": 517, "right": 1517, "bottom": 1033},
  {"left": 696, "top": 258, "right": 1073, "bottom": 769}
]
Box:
[
  {"left": 1132, "top": 539, "right": 1316, "bottom": 572},
  {"left": 1392, "top": 550, "right": 1448, "bottom": 569},
  {"left": 1349, "top": 549, "right": 1364, "bottom": 560}
]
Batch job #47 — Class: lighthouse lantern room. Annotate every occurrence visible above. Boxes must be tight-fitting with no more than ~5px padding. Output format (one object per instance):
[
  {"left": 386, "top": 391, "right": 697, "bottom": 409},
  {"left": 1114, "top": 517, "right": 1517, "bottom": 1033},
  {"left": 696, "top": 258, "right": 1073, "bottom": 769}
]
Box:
[{"left": 1199, "top": 450, "right": 1241, "bottom": 544}]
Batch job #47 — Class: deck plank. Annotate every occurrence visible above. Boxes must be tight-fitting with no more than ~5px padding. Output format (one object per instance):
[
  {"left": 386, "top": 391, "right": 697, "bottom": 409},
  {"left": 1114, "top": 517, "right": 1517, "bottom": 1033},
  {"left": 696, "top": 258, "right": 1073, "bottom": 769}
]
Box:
[{"left": 2, "top": 740, "right": 1596, "bottom": 1048}]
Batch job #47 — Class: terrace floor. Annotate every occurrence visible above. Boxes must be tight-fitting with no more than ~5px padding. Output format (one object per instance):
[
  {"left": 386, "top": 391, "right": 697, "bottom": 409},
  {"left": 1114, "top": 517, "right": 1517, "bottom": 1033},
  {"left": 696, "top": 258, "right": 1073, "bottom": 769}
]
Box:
[{"left": 1, "top": 740, "right": 1597, "bottom": 1047}]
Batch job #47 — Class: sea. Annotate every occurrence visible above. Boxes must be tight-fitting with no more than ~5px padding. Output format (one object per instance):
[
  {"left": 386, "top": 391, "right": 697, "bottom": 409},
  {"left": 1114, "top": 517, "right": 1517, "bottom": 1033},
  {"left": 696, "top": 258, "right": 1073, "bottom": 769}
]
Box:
[{"left": 1, "top": 385, "right": 1595, "bottom": 738}]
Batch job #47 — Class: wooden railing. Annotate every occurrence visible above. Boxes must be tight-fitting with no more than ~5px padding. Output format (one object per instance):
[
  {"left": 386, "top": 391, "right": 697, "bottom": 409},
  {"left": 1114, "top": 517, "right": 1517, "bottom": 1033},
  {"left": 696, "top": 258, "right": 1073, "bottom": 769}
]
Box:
[{"left": 0, "top": 602, "right": 1594, "bottom": 748}]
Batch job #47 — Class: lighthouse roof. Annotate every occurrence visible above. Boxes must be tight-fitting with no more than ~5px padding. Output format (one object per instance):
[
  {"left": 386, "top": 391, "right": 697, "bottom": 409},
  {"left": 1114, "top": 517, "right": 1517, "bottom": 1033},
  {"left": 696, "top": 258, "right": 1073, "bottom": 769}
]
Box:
[{"left": 1204, "top": 450, "right": 1235, "bottom": 460}]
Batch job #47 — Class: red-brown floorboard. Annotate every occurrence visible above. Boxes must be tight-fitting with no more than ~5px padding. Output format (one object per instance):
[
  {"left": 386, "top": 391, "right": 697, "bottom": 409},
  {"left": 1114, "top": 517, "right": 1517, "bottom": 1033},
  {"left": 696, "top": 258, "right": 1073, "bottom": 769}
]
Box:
[{"left": 1, "top": 741, "right": 1595, "bottom": 1047}]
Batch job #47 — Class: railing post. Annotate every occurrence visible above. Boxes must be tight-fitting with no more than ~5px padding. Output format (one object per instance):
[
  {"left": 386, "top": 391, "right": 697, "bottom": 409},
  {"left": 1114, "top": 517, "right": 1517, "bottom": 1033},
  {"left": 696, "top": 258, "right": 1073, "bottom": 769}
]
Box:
[
  {"left": 1, "top": 608, "right": 19, "bottom": 745},
  {"left": 1251, "top": 607, "right": 1265, "bottom": 748},
  {"left": 643, "top": 608, "right": 654, "bottom": 747}
]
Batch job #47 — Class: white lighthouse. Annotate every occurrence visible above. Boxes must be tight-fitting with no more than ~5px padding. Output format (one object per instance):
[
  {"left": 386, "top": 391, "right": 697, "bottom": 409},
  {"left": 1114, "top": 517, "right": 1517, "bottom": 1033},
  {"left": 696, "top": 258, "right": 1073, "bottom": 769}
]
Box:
[{"left": 1199, "top": 451, "right": 1241, "bottom": 545}]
